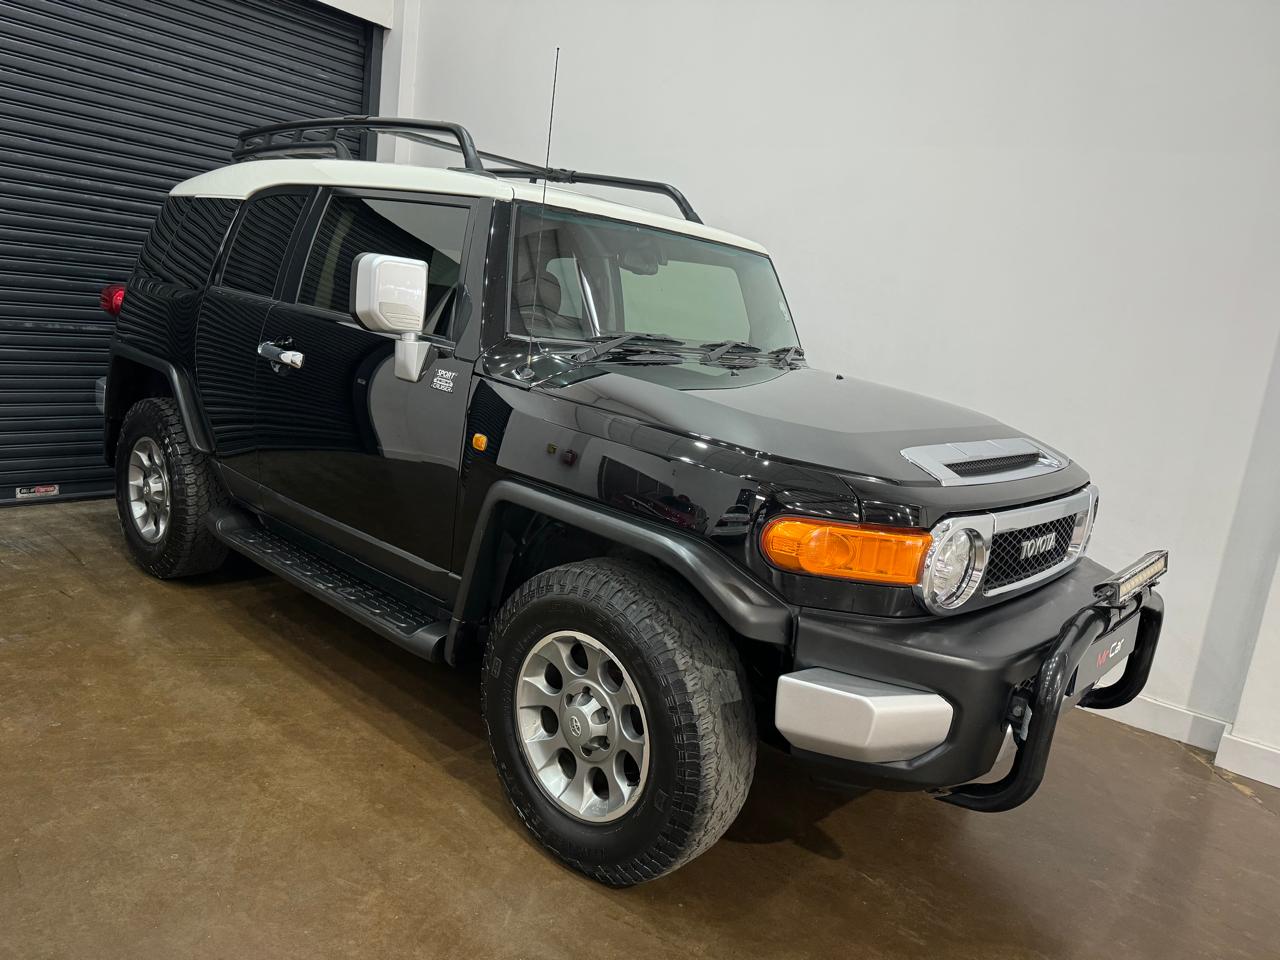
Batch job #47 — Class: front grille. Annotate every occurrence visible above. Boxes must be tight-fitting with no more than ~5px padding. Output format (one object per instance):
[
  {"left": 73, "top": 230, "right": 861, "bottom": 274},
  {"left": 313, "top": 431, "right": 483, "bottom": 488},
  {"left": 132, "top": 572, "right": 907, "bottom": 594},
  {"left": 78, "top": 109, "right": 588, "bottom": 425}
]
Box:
[
  {"left": 947, "top": 452, "right": 1041, "bottom": 478},
  {"left": 985, "top": 514, "right": 1080, "bottom": 591}
]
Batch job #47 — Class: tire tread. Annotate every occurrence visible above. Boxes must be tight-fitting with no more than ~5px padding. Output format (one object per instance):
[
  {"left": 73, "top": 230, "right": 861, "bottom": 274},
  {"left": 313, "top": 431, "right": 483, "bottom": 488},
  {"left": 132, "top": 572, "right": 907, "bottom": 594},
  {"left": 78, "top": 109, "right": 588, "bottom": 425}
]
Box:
[
  {"left": 483, "top": 557, "right": 756, "bottom": 885},
  {"left": 116, "top": 397, "right": 227, "bottom": 578}
]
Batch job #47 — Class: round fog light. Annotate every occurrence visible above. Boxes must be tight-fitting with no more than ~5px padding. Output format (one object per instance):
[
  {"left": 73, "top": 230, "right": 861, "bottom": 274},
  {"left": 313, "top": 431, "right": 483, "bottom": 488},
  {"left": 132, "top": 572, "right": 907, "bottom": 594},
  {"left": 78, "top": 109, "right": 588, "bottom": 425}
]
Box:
[{"left": 924, "top": 527, "right": 984, "bottom": 610}]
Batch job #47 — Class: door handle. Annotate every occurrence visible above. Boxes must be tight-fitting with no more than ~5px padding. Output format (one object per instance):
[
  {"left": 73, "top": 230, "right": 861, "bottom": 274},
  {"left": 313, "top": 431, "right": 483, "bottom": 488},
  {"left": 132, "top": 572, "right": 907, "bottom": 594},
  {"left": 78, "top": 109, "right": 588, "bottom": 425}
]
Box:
[{"left": 258, "top": 341, "right": 305, "bottom": 370}]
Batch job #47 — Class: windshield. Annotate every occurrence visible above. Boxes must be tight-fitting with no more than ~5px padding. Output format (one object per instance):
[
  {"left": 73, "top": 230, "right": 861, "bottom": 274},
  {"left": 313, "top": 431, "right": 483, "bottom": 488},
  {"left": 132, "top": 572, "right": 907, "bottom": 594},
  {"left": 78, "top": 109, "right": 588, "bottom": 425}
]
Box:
[{"left": 508, "top": 205, "right": 800, "bottom": 352}]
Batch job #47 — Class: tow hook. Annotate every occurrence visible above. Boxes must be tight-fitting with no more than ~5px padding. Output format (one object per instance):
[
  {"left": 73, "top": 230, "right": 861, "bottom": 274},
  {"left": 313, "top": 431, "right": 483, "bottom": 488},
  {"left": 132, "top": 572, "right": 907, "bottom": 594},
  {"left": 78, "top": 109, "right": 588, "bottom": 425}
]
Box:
[{"left": 1008, "top": 693, "right": 1033, "bottom": 743}]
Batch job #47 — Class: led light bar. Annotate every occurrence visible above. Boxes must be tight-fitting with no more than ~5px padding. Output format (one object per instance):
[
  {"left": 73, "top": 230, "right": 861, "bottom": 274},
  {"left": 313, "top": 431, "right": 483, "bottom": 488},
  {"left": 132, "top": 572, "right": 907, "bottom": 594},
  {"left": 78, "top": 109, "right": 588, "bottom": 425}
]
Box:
[{"left": 1094, "top": 550, "right": 1169, "bottom": 607}]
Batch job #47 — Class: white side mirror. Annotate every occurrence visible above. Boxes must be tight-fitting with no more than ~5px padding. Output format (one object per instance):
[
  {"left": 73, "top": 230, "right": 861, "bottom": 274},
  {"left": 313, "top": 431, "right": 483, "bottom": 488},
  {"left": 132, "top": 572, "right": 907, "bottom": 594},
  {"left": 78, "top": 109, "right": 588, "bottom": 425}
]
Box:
[
  {"left": 353, "top": 253, "right": 427, "bottom": 333},
  {"left": 351, "top": 253, "right": 432, "bottom": 381}
]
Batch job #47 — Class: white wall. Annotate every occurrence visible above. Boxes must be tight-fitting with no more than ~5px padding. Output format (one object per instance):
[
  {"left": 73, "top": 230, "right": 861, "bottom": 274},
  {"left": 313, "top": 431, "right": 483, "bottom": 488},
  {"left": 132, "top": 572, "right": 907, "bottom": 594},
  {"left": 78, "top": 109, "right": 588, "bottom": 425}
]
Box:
[
  {"left": 1217, "top": 563, "right": 1280, "bottom": 785},
  {"left": 388, "top": 0, "right": 1280, "bottom": 775},
  {"left": 376, "top": 0, "right": 423, "bottom": 161},
  {"left": 313, "top": 0, "right": 394, "bottom": 28}
]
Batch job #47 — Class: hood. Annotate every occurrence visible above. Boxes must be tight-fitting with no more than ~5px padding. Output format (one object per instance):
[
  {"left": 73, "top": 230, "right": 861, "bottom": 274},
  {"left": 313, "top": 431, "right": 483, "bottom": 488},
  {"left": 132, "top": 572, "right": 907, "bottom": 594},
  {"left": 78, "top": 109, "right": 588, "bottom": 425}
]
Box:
[{"left": 537, "top": 357, "right": 1022, "bottom": 485}]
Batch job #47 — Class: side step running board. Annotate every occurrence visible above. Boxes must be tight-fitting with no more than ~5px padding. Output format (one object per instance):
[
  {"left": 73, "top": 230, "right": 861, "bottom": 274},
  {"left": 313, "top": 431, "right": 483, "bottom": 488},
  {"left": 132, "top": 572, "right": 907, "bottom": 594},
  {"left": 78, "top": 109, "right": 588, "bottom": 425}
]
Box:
[{"left": 209, "top": 510, "right": 448, "bottom": 662}]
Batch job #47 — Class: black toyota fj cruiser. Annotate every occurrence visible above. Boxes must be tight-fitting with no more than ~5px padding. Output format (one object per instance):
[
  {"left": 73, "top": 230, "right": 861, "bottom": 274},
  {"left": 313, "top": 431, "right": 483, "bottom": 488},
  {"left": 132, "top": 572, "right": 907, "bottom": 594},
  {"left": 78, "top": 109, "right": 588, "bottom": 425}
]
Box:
[{"left": 100, "top": 117, "right": 1167, "bottom": 885}]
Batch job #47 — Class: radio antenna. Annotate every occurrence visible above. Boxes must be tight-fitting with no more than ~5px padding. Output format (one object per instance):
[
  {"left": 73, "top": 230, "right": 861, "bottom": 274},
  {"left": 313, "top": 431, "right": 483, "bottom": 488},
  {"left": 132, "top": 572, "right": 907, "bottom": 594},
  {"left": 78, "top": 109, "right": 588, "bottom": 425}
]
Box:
[{"left": 516, "top": 45, "right": 561, "bottom": 381}]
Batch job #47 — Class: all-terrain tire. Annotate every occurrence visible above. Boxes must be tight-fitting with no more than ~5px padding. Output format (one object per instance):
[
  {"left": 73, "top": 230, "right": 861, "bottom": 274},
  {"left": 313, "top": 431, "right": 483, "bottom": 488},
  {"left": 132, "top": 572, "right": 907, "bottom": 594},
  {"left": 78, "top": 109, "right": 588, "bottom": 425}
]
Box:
[
  {"left": 115, "top": 397, "right": 228, "bottom": 579},
  {"left": 482, "top": 557, "right": 756, "bottom": 886}
]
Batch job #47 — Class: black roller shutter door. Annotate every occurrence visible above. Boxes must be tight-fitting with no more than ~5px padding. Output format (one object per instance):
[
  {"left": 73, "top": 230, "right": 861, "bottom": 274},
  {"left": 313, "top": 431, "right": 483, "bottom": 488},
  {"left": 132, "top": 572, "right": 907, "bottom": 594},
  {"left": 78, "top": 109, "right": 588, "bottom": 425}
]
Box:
[{"left": 0, "top": 0, "right": 377, "bottom": 504}]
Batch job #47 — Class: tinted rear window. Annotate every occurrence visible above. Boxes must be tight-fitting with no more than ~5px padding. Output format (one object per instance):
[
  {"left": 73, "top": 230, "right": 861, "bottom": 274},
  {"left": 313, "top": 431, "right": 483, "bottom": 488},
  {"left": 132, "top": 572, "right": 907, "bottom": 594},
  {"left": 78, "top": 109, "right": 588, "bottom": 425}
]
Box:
[
  {"left": 221, "top": 194, "right": 307, "bottom": 297},
  {"left": 166, "top": 199, "right": 238, "bottom": 287},
  {"left": 134, "top": 197, "right": 186, "bottom": 280},
  {"left": 133, "top": 197, "right": 240, "bottom": 289}
]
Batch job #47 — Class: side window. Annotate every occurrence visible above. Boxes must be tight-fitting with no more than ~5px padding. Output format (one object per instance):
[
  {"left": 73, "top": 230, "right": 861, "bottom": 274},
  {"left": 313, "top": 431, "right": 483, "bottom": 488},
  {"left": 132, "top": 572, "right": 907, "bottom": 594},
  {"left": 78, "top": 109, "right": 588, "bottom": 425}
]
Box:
[
  {"left": 160, "top": 198, "right": 239, "bottom": 288},
  {"left": 221, "top": 194, "right": 307, "bottom": 297},
  {"left": 299, "top": 196, "right": 470, "bottom": 338},
  {"left": 134, "top": 197, "right": 188, "bottom": 281}
]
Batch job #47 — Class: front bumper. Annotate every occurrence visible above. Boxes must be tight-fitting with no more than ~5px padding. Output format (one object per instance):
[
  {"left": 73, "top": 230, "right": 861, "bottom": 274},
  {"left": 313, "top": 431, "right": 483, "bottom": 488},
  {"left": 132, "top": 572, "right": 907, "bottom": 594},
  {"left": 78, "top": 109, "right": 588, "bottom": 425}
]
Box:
[{"left": 776, "top": 556, "right": 1164, "bottom": 810}]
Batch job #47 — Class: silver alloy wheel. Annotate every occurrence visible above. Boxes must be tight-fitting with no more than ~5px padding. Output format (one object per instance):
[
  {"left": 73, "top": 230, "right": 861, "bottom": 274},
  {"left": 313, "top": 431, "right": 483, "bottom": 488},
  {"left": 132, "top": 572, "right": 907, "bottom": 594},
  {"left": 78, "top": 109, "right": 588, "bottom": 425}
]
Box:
[
  {"left": 515, "top": 630, "right": 649, "bottom": 823},
  {"left": 126, "top": 436, "right": 171, "bottom": 544}
]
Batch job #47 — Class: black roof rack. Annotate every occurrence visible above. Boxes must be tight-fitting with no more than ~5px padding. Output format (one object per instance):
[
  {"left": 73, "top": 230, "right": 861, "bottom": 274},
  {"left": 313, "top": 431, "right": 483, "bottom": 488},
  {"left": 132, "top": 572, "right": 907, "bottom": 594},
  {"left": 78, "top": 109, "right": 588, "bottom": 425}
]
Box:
[
  {"left": 233, "top": 117, "right": 483, "bottom": 170},
  {"left": 232, "top": 115, "right": 702, "bottom": 224}
]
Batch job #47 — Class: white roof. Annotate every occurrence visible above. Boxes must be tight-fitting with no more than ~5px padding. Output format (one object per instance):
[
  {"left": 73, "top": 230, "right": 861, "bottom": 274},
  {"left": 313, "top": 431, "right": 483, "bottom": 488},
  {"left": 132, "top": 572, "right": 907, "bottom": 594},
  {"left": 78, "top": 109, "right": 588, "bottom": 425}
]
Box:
[{"left": 170, "top": 159, "right": 767, "bottom": 254}]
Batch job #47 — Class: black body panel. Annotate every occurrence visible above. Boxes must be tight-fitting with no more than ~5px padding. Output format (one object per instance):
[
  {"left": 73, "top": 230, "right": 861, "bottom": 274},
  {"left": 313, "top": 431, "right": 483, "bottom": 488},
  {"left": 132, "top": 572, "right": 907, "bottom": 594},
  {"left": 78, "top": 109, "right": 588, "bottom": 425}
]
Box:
[
  {"left": 254, "top": 301, "right": 470, "bottom": 598},
  {"left": 105, "top": 341, "right": 213, "bottom": 454},
  {"left": 480, "top": 345, "right": 1091, "bottom": 518},
  {"left": 193, "top": 288, "right": 272, "bottom": 476},
  {"left": 466, "top": 337, "right": 1090, "bottom": 616},
  {"left": 448, "top": 478, "right": 792, "bottom": 662}
]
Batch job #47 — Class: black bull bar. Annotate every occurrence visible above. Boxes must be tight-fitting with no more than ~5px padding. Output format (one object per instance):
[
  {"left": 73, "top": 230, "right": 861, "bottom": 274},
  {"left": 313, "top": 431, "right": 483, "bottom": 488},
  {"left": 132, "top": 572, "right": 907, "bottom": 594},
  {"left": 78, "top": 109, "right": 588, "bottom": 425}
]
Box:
[{"left": 941, "top": 585, "right": 1165, "bottom": 812}]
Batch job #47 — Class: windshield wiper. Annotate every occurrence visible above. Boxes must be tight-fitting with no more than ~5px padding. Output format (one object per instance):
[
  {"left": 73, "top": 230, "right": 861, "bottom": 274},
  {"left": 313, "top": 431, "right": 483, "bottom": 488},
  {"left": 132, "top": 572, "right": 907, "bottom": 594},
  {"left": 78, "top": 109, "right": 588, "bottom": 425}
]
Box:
[
  {"left": 574, "top": 332, "right": 685, "bottom": 362},
  {"left": 701, "top": 340, "right": 761, "bottom": 363},
  {"left": 768, "top": 345, "right": 805, "bottom": 364}
]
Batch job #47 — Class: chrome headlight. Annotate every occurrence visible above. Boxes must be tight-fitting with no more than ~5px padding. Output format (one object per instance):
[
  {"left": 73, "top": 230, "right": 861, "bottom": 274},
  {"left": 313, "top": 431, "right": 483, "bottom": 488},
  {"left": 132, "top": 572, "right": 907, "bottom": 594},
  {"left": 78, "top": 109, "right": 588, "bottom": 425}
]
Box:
[
  {"left": 918, "top": 521, "right": 988, "bottom": 613},
  {"left": 915, "top": 484, "right": 1096, "bottom": 614}
]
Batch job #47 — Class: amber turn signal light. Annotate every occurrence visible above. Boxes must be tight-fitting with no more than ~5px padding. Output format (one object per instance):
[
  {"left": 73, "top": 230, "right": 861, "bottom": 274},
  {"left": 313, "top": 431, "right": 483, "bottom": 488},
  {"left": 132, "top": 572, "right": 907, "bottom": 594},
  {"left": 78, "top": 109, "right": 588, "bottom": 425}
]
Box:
[
  {"left": 471, "top": 433, "right": 488, "bottom": 452},
  {"left": 761, "top": 517, "right": 931, "bottom": 585}
]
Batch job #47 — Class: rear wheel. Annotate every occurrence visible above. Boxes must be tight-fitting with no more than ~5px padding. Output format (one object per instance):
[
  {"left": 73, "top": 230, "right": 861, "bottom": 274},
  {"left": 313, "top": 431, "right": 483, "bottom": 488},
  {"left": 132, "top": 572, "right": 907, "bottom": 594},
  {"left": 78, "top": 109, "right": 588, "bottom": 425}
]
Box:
[
  {"left": 115, "top": 397, "right": 227, "bottom": 578},
  {"left": 482, "top": 557, "right": 756, "bottom": 885}
]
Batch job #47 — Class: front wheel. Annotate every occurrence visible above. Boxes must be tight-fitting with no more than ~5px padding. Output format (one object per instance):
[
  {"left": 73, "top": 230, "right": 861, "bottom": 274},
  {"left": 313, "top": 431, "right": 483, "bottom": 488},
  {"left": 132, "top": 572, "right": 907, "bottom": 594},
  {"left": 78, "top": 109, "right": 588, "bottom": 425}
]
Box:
[{"left": 482, "top": 557, "right": 756, "bottom": 886}]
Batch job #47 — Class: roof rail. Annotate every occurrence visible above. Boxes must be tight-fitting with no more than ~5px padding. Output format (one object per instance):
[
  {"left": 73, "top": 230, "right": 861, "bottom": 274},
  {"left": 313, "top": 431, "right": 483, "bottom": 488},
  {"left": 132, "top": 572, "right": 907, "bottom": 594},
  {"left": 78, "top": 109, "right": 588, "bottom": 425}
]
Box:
[
  {"left": 232, "top": 115, "right": 702, "bottom": 224},
  {"left": 234, "top": 116, "right": 484, "bottom": 171}
]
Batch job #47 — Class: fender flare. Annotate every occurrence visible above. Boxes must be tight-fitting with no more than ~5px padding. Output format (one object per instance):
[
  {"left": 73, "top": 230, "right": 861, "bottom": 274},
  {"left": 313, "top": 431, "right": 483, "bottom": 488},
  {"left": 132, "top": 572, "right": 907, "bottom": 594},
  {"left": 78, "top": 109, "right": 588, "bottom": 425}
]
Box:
[
  {"left": 447, "top": 479, "right": 793, "bottom": 661},
  {"left": 106, "top": 342, "right": 214, "bottom": 453}
]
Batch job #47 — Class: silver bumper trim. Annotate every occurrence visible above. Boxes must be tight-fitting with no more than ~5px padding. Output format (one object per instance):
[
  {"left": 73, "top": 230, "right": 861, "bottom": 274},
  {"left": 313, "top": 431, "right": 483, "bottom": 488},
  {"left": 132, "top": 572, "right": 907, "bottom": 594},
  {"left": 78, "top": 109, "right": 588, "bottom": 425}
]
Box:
[{"left": 775, "top": 668, "right": 954, "bottom": 763}]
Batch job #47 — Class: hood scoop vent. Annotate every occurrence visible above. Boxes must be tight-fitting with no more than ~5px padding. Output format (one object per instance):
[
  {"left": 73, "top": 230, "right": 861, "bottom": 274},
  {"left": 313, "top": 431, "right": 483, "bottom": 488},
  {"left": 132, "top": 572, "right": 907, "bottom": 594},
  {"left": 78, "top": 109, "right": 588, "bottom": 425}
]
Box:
[
  {"left": 947, "top": 451, "right": 1041, "bottom": 477},
  {"left": 901, "top": 438, "right": 1068, "bottom": 487}
]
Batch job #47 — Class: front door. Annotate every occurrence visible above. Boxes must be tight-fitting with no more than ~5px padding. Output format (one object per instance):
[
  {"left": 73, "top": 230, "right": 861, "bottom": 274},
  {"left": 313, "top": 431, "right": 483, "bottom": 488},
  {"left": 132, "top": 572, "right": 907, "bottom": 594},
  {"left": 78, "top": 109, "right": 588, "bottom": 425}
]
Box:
[{"left": 252, "top": 191, "right": 478, "bottom": 600}]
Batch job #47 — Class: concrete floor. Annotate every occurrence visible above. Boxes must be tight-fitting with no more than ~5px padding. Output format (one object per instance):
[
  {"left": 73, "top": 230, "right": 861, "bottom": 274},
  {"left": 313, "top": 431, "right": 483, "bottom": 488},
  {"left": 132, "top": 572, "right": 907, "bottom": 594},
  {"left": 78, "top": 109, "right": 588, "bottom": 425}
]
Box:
[{"left": 2, "top": 500, "right": 1277, "bottom": 960}]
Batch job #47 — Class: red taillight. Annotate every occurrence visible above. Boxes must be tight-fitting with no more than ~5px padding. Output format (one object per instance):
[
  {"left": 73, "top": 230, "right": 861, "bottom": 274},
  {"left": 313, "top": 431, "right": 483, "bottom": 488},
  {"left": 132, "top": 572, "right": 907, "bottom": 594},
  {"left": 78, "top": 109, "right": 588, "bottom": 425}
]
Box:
[{"left": 100, "top": 283, "right": 126, "bottom": 316}]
